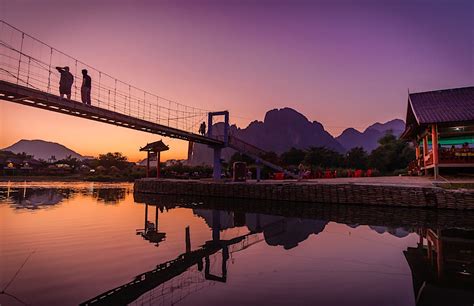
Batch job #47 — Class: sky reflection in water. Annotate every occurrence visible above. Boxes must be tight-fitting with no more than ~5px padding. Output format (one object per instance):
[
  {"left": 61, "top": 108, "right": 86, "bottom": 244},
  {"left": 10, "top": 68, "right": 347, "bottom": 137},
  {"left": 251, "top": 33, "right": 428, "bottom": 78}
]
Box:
[{"left": 0, "top": 182, "right": 473, "bottom": 306}]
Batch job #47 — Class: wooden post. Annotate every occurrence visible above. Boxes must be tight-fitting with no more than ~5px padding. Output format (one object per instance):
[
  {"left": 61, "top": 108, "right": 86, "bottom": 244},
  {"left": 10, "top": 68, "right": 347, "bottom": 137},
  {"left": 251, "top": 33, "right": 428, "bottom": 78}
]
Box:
[
  {"left": 156, "top": 151, "right": 160, "bottom": 179},
  {"left": 146, "top": 151, "right": 150, "bottom": 178},
  {"left": 432, "top": 124, "right": 439, "bottom": 179},
  {"left": 144, "top": 204, "right": 148, "bottom": 231},
  {"left": 415, "top": 141, "right": 421, "bottom": 169},
  {"left": 256, "top": 164, "right": 262, "bottom": 182},
  {"left": 436, "top": 230, "right": 443, "bottom": 279},
  {"left": 427, "top": 239, "right": 432, "bottom": 262},
  {"left": 423, "top": 135, "right": 429, "bottom": 175},
  {"left": 185, "top": 226, "right": 191, "bottom": 253},
  {"left": 423, "top": 135, "right": 428, "bottom": 156},
  {"left": 212, "top": 210, "right": 220, "bottom": 242}
]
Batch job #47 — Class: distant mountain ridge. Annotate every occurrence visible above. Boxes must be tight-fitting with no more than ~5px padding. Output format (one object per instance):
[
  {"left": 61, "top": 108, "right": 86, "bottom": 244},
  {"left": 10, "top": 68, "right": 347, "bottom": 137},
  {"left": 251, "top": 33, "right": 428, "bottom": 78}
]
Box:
[
  {"left": 3, "top": 111, "right": 405, "bottom": 164},
  {"left": 2, "top": 139, "right": 86, "bottom": 160},
  {"left": 189, "top": 108, "right": 404, "bottom": 165},
  {"left": 365, "top": 119, "right": 405, "bottom": 133},
  {"left": 240, "top": 108, "right": 344, "bottom": 153},
  {"left": 336, "top": 119, "right": 405, "bottom": 152},
  {"left": 189, "top": 107, "right": 345, "bottom": 165}
]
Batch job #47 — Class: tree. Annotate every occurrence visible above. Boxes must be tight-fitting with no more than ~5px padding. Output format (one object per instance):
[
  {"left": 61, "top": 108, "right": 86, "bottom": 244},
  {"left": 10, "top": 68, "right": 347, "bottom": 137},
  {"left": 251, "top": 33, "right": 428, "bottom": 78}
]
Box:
[
  {"left": 368, "top": 133, "right": 415, "bottom": 174},
  {"left": 57, "top": 155, "right": 81, "bottom": 170},
  {"left": 281, "top": 147, "right": 306, "bottom": 166},
  {"left": 17, "top": 152, "right": 34, "bottom": 160},
  {"left": 304, "top": 147, "right": 343, "bottom": 168},
  {"left": 345, "top": 147, "right": 368, "bottom": 169},
  {"left": 260, "top": 151, "right": 280, "bottom": 165},
  {"left": 98, "top": 152, "right": 129, "bottom": 170}
]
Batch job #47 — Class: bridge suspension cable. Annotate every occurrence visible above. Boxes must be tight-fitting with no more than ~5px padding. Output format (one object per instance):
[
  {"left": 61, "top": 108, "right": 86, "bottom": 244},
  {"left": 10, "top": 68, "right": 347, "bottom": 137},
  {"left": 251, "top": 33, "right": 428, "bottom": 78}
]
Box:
[{"left": 0, "top": 20, "right": 212, "bottom": 135}]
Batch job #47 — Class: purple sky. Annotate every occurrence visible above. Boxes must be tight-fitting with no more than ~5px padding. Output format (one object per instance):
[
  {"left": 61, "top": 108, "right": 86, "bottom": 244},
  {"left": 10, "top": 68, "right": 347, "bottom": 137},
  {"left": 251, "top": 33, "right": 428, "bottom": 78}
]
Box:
[{"left": 1, "top": 0, "right": 472, "bottom": 160}]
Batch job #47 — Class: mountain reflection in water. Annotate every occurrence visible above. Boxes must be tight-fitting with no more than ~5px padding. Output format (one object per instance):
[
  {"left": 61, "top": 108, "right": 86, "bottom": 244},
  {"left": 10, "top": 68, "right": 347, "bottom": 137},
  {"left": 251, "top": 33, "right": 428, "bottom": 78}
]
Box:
[
  {"left": 194, "top": 209, "right": 330, "bottom": 250},
  {"left": 0, "top": 183, "right": 473, "bottom": 306},
  {"left": 1, "top": 183, "right": 129, "bottom": 209},
  {"left": 1, "top": 186, "right": 73, "bottom": 209}
]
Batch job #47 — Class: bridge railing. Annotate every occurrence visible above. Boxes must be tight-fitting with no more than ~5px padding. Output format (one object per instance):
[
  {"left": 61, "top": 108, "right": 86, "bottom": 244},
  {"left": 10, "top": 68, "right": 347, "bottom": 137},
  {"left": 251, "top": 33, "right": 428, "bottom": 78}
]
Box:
[{"left": 0, "top": 20, "right": 209, "bottom": 134}]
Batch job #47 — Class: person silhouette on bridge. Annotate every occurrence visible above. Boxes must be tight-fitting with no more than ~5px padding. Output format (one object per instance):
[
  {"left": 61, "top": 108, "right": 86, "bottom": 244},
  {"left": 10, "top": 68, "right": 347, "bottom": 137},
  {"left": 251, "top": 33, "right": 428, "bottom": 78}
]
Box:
[
  {"left": 55, "top": 66, "right": 73, "bottom": 100},
  {"left": 81, "top": 69, "right": 92, "bottom": 105},
  {"left": 199, "top": 121, "right": 206, "bottom": 135}
]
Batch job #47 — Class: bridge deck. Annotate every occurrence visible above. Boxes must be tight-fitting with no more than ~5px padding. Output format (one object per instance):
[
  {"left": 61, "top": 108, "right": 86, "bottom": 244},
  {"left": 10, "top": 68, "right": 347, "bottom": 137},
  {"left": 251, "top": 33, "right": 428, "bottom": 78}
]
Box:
[
  {"left": 81, "top": 247, "right": 219, "bottom": 306},
  {"left": 0, "top": 80, "right": 224, "bottom": 146},
  {"left": 81, "top": 235, "right": 249, "bottom": 306}
]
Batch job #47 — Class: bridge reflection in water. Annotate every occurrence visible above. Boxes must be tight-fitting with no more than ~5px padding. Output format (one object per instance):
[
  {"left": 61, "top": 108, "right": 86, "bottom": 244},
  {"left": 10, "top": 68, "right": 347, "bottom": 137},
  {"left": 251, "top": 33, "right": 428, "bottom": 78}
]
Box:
[
  {"left": 78, "top": 192, "right": 474, "bottom": 306},
  {"left": 81, "top": 203, "right": 264, "bottom": 306}
]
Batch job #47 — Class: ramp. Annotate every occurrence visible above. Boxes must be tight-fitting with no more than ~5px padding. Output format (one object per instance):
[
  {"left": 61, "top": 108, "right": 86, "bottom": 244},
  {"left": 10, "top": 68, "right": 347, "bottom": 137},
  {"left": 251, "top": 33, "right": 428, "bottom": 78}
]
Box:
[{"left": 228, "top": 136, "right": 298, "bottom": 179}]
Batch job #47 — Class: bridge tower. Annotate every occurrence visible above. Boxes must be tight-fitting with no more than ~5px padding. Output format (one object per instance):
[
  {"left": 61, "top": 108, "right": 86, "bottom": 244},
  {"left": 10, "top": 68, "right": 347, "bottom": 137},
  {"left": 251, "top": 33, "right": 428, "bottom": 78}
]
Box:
[{"left": 207, "top": 111, "right": 229, "bottom": 180}]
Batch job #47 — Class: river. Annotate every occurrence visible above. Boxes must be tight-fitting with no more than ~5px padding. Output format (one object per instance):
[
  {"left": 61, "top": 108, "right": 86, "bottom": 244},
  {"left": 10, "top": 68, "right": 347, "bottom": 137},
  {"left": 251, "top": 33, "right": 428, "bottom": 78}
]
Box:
[{"left": 0, "top": 182, "right": 472, "bottom": 306}]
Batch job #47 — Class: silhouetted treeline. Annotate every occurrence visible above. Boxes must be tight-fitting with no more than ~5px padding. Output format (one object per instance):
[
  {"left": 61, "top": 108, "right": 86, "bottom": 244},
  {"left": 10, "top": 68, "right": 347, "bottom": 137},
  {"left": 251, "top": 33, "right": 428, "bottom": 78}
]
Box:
[
  {"left": 0, "top": 150, "right": 213, "bottom": 181},
  {"left": 229, "top": 132, "right": 415, "bottom": 176}
]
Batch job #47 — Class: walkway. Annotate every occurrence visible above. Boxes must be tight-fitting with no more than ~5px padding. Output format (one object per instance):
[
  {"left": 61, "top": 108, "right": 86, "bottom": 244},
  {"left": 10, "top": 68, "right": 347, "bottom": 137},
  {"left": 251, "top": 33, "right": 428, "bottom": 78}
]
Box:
[{"left": 0, "top": 20, "right": 223, "bottom": 146}]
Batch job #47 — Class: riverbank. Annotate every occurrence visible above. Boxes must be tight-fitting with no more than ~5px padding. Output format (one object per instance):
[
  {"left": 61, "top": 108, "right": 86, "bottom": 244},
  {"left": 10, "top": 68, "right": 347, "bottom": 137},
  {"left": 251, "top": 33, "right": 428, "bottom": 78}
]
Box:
[{"left": 134, "top": 177, "right": 474, "bottom": 210}]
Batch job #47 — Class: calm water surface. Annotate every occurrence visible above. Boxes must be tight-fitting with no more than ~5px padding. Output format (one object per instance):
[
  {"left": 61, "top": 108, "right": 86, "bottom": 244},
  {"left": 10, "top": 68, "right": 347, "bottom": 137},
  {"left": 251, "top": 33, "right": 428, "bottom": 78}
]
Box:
[{"left": 0, "top": 182, "right": 473, "bottom": 306}]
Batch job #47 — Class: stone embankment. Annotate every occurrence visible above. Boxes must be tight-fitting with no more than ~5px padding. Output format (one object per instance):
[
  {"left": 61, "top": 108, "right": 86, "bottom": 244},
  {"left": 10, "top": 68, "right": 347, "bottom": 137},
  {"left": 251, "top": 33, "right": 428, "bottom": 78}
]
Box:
[{"left": 134, "top": 179, "right": 474, "bottom": 210}]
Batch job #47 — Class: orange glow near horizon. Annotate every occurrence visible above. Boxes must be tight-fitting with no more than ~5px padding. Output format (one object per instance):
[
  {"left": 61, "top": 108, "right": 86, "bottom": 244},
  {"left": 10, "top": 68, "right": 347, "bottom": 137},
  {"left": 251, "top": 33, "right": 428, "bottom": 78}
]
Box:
[
  {"left": 1, "top": 102, "right": 192, "bottom": 161},
  {"left": 1, "top": 1, "right": 471, "bottom": 160},
  {"left": 0, "top": 97, "right": 366, "bottom": 162}
]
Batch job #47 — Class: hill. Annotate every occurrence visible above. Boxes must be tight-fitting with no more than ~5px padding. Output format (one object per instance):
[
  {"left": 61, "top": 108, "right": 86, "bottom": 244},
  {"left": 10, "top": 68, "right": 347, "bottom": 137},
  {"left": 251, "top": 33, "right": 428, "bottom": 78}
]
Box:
[
  {"left": 2, "top": 139, "right": 85, "bottom": 161},
  {"left": 336, "top": 119, "right": 405, "bottom": 152},
  {"left": 189, "top": 107, "right": 345, "bottom": 165}
]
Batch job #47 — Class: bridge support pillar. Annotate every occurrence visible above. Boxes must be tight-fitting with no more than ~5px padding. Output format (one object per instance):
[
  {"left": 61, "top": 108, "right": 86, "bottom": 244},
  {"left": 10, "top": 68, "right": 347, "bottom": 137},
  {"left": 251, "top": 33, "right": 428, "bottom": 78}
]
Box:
[
  {"left": 213, "top": 147, "right": 222, "bottom": 180},
  {"left": 212, "top": 209, "right": 221, "bottom": 242},
  {"left": 208, "top": 111, "right": 230, "bottom": 145}
]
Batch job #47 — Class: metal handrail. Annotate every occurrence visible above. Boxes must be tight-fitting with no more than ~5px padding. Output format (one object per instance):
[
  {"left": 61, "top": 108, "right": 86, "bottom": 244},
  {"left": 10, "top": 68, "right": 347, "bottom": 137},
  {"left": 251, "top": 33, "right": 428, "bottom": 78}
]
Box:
[{"left": 0, "top": 19, "right": 212, "bottom": 134}]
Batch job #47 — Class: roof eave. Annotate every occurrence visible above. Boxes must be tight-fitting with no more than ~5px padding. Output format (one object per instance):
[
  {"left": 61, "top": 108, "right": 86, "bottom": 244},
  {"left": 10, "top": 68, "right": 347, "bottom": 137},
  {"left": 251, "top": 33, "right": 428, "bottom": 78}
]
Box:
[{"left": 407, "top": 95, "right": 421, "bottom": 125}]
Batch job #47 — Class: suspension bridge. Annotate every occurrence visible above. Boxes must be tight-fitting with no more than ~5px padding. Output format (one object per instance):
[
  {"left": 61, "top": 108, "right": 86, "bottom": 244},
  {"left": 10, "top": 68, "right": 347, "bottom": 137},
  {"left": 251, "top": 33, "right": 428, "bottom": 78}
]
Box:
[
  {"left": 0, "top": 20, "right": 296, "bottom": 179},
  {"left": 81, "top": 231, "right": 262, "bottom": 306}
]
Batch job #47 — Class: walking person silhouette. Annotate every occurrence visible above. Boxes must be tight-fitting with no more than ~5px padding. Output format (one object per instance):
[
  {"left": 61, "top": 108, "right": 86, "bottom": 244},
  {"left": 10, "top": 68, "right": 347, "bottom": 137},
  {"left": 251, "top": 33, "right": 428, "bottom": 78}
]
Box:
[
  {"left": 81, "top": 69, "right": 92, "bottom": 105},
  {"left": 199, "top": 122, "right": 206, "bottom": 135}
]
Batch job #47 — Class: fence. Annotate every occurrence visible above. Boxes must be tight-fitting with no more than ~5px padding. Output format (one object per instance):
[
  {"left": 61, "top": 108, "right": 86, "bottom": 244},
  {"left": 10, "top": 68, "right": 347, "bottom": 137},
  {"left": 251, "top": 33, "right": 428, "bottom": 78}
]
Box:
[{"left": 0, "top": 20, "right": 211, "bottom": 134}]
